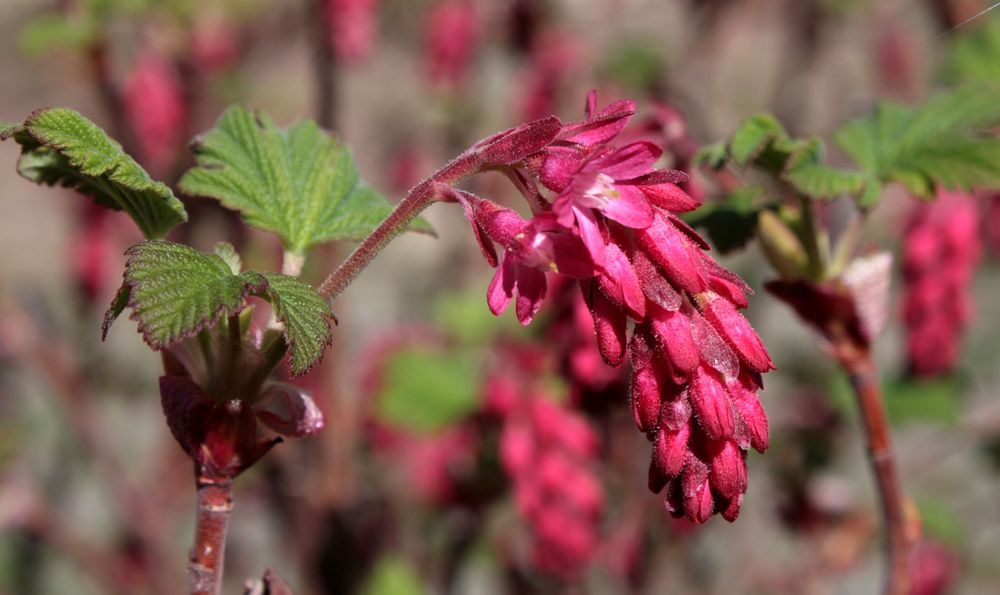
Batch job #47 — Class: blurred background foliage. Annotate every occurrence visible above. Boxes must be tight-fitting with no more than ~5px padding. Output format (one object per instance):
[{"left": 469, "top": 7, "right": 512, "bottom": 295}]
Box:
[{"left": 2, "top": 0, "right": 1000, "bottom": 593}]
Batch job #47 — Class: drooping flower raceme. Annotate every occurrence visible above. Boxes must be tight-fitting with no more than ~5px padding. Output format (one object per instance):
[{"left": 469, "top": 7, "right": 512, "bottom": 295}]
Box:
[
  {"left": 464, "top": 92, "right": 773, "bottom": 523},
  {"left": 902, "top": 189, "right": 981, "bottom": 377},
  {"left": 124, "top": 51, "right": 187, "bottom": 172},
  {"left": 324, "top": 0, "right": 379, "bottom": 64}
]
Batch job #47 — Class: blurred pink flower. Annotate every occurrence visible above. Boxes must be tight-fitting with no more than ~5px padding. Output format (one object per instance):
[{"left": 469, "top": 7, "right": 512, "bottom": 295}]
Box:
[
  {"left": 125, "top": 52, "right": 187, "bottom": 172},
  {"left": 424, "top": 0, "right": 480, "bottom": 87},
  {"left": 325, "top": 0, "right": 379, "bottom": 64}
]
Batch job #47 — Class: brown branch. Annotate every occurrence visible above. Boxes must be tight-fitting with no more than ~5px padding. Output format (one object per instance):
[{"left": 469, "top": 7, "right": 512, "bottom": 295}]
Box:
[
  {"left": 829, "top": 326, "right": 913, "bottom": 595},
  {"left": 310, "top": 0, "right": 337, "bottom": 130},
  {"left": 188, "top": 477, "right": 235, "bottom": 595}
]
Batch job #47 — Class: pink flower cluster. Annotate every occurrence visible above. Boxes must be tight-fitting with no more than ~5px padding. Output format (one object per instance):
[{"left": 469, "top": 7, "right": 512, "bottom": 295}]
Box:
[
  {"left": 424, "top": 0, "right": 480, "bottom": 87},
  {"left": 902, "top": 189, "right": 981, "bottom": 377},
  {"left": 462, "top": 93, "right": 772, "bottom": 522},
  {"left": 124, "top": 52, "right": 187, "bottom": 172},
  {"left": 324, "top": 0, "right": 378, "bottom": 64},
  {"left": 487, "top": 348, "right": 603, "bottom": 578}
]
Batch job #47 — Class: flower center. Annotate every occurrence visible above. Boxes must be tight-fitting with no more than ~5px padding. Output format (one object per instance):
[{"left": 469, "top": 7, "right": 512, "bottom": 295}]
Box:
[{"left": 582, "top": 172, "right": 620, "bottom": 207}]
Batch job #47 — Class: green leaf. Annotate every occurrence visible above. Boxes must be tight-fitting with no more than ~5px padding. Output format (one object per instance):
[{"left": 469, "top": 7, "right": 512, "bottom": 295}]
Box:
[
  {"left": 361, "top": 557, "right": 424, "bottom": 595},
  {"left": 0, "top": 122, "right": 19, "bottom": 139},
  {"left": 18, "top": 15, "right": 94, "bottom": 56},
  {"left": 4, "top": 108, "right": 187, "bottom": 238},
  {"left": 214, "top": 241, "right": 242, "bottom": 275},
  {"left": 834, "top": 87, "right": 1000, "bottom": 202},
  {"left": 884, "top": 376, "right": 960, "bottom": 426},
  {"left": 257, "top": 273, "right": 334, "bottom": 376},
  {"left": 728, "top": 113, "right": 788, "bottom": 166},
  {"left": 683, "top": 187, "right": 766, "bottom": 253},
  {"left": 785, "top": 164, "right": 866, "bottom": 198},
  {"left": 376, "top": 348, "right": 480, "bottom": 434},
  {"left": 948, "top": 18, "right": 1000, "bottom": 85},
  {"left": 106, "top": 241, "right": 264, "bottom": 348},
  {"left": 179, "top": 105, "right": 424, "bottom": 255},
  {"left": 693, "top": 141, "right": 728, "bottom": 170}
]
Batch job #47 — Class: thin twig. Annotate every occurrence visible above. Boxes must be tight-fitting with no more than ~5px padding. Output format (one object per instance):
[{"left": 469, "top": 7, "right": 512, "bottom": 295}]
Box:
[
  {"left": 829, "top": 325, "right": 912, "bottom": 595},
  {"left": 311, "top": 0, "right": 337, "bottom": 130},
  {"left": 188, "top": 477, "right": 235, "bottom": 595}
]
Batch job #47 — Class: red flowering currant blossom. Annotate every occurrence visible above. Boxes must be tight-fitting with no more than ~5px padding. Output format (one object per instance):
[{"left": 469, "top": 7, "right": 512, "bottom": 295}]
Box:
[
  {"left": 465, "top": 92, "right": 773, "bottom": 523},
  {"left": 488, "top": 347, "right": 603, "bottom": 578},
  {"left": 902, "top": 189, "right": 981, "bottom": 377},
  {"left": 424, "top": 0, "right": 480, "bottom": 87},
  {"left": 124, "top": 51, "right": 187, "bottom": 172},
  {"left": 324, "top": 0, "right": 379, "bottom": 64}
]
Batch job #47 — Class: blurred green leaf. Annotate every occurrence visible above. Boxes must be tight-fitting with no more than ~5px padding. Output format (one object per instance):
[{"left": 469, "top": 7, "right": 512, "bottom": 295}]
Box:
[
  {"left": 729, "top": 113, "right": 788, "bottom": 166},
  {"left": 834, "top": 86, "right": 1000, "bottom": 202},
  {"left": 376, "top": 348, "right": 480, "bottom": 434},
  {"left": 916, "top": 498, "right": 964, "bottom": 545},
  {"left": 3, "top": 108, "right": 187, "bottom": 238},
  {"left": 947, "top": 18, "right": 1000, "bottom": 85},
  {"left": 683, "top": 187, "right": 766, "bottom": 253},
  {"left": 883, "top": 377, "right": 961, "bottom": 426},
  {"left": 179, "top": 105, "right": 430, "bottom": 257},
  {"left": 785, "top": 164, "right": 866, "bottom": 199},
  {"left": 361, "top": 556, "right": 424, "bottom": 595},
  {"left": 433, "top": 289, "right": 523, "bottom": 345},
  {"left": 18, "top": 15, "right": 94, "bottom": 56},
  {"left": 693, "top": 141, "right": 728, "bottom": 170}
]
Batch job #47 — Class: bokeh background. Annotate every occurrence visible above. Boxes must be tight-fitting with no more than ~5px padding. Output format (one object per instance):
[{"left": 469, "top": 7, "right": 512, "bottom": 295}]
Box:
[{"left": 2, "top": 0, "right": 1000, "bottom": 593}]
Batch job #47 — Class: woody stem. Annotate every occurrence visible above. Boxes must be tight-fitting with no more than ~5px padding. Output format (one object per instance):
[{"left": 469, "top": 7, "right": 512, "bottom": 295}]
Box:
[
  {"left": 187, "top": 477, "right": 234, "bottom": 595},
  {"left": 832, "top": 330, "right": 912, "bottom": 595}
]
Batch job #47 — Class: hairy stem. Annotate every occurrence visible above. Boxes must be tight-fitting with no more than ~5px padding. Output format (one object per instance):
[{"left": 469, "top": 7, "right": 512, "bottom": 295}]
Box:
[
  {"left": 831, "top": 330, "right": 912, "bottom": 595},
  {"left": 317, "top": 146, "right": 481, "bottom": 301},
  {"left": 188, "top": 477, "right": 234, "bottom": 595}
]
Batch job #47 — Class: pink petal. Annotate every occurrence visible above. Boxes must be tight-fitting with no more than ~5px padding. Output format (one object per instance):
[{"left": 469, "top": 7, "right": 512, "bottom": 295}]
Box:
[
  {"left": 255, "top": 383, "right": 326, "bottom": 437},
  {"left": 633, "top": 250, "right": 684, "bottom": 311},
  {"left": 487, "top": 255, "right": 515, "bottom": 315},
  {"left": 601, "top": 184, "right": 655, "bottom": 229},
  {"left": 640, "top": 182, "right": 701, "bottom": 213},
  {"left": 561, "top": 99, "right": 636, "bottom": 146},
  {"left": 727, "top": 373, "right": 769, "bottom": 452},
  {"left": 682, "top": 455, "right": 715, "bottom": 523},
  {"left": 654, "top": 421, "right": 691, "bottom": 478},
  {"left": 630, "top": 364, "right": 661, "bottom": 433},
  {"left": 708, "top": 439, "right": 747, "bottom": 500},
  {"left": 649, "top": 306, "right": 699, "bottom": 378},
  {"left": 590, "top": 141, "right": 663, "bottom": 180},
  {"left": 638, "top": 214, "right": 708, "bottom": 294},
  {"left": 701, "top": 294, "right": 774, "bottom": 372},
  {"left": 476, "top": 115, "right": 562, "bottom": 166},
  {"left": 690, "top": 364, "right": 735, "bottom": 440},
  {"left": 536, "top": 145, "right": 586, "bottom": 192},
  {"left": 589, "top": 286, "right": 627, "bottom": 366},
  {"left": 597, "top": 242, "right": 646, "bottom": 319},
  {"left": 720, "top": 494, "right": 743, "bottom": 522},
  {"left": 574, "top": 205, "right": 607, "bottom": 266},
  {"left": 659, "top": 393, "right": 693, "bottom": 432},
  {"left": 515, "top": 264, "right": 547, "bottom": 325}
]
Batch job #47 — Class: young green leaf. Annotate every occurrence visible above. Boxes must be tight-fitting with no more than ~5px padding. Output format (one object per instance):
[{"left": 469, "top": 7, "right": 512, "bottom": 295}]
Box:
[
  {"left": 179, "top": 106, "right": 427, "bottom": 256},
  {"left": 106, "top": 241, "right": 265, "bottom": 348},
  {"left": 784, "top": 164, "right": 866, "bottom": 198},
  {"left": 257, "top": 273, "right": 335, "bottom": 376},
  {"left": 948, "top": 18, "right": 1000, "bottom": 85},
  {"left": 683, "top": 187, "right": 766, "bottom": 253},
  {"left": 728, "top": 113, "right": 788, "bottom": 166},
  {"left": 3, "top": 108, "right": 187, "bottom": 238},
  {"left": 835, "top": 86, "right": 1000, "bottom": 201}
]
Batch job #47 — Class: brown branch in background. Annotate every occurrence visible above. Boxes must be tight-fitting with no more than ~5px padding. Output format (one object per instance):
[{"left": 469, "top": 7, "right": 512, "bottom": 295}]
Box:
[
  {"left": 929, "top": 0, "right": 991, "bottom": 30},
  {"left": 311, "top": 0, "right": 337, "bottom": 130},
  {"left": 829, "top": 325, "right": 913, "bottom": 595},
  {"left": 188, "top": 477, "right": 234, "bottom": 595},
  {"left": 87, "top": 41, "right": 138, "bottom": 157}
]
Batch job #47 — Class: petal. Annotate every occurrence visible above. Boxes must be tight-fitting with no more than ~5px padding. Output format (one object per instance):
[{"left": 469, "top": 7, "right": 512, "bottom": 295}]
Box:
[
  {"left": 255, "top": 383, "right": 326, "bottom": 437},
  {"left": 682, "top": 455, "right": 715, "bottom": 523},
  {"left": 590, "top": 141, "right": 663, "bottom": 180},
  {"left": 487, "top": 255, "right": 516, "bottom": 315},
  {"left": 561, "top": 99, "right": 636, "bottom": 146},
  {"left": 589, "top": 284, "right": 627, "bottom": 366},
  {"left": 640, "top": 182, "right": 701, "bottom": 213},
  {"left": 727, "top": 373, "right": 769, "bottom": 452},
  {"left": 476, "top": 115, "right": 562, "bottom": 166},
  {"left": 690, "top": 364, "right": 735, "bottom": 440},
  {"left": 649, "top": 306, "right": 699, "bottom": 378},
  {"left": 601, "top": 184, "right": 655, "bottom": 229},
  {"left": 550, "top": 233, "right": 597, "bottom": 278},
  {"left": 638, "top": 214, "right": 708, "bottom": 294},
  {"left": 633, "top": 250, "right": 684, "bottom": 311},
  {"left": 708, "top": 439, "right": 747, "bottom": 500},
  {"left": 654, "top": 420, "right": 691, "bottom": 478},
  {"left": 701, "top": 294, "right": 774, "bottom": 372},
  {"left": 630, "top": 364, "right": 662, "bottom": 433},
  {"left": 535, "top": 145, "right": 586, "bottom": 192},
  {"left": 574, "top": 206, "right": 607, "bottom": 266},
  {"left": 597, "top": 242, "right": 646, "bottom": 319},
  {"left": 515, "top": 265, "right": 547, "bottom": 325}
]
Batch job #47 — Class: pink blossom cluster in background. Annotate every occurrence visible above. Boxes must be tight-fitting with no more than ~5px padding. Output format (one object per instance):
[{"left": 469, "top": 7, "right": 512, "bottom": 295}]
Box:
[
  {"left": 124, "top": 51, "right": 188, "bottom": 172},
  {"left": 902, "top": 189, "right": 981, "bottom": 377},
  {"left": 487, "top": 347, "right": 604, "bottom": 578},
  {"left": 424, "top": 0, "right": 481, "bottom": 87},
  {"left": 324, "top": 0, "right": 379, "bottom": 64},
  {"left": 461, "top": 93, "right": 772, "bottom": 522}
]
